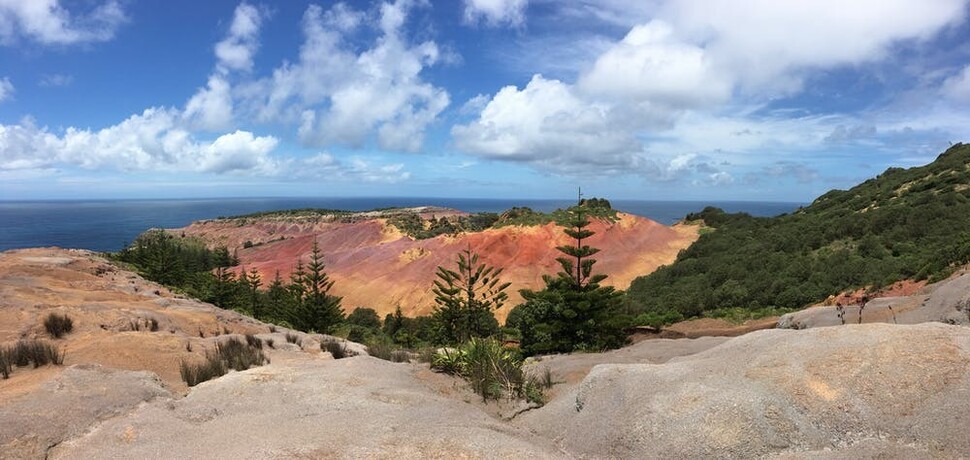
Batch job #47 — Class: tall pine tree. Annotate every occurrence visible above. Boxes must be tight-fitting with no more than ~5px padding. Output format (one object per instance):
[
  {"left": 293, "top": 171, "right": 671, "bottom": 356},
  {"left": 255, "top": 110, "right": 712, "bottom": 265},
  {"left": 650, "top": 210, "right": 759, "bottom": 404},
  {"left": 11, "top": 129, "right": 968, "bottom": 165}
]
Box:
[
  {"left": 510, "top": 194, "right": 626, "bottom": 355},
  {"left": 289, "top": 241, "right": 344, "bottom": 333}
]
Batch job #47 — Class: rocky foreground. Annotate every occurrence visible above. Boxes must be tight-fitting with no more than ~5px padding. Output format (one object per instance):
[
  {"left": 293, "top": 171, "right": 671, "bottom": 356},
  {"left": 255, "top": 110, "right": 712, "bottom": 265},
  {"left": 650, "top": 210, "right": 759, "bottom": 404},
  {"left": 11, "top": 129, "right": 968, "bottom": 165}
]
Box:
[{"left": 2, "top": 248, "right": 970, "bottom": 458}]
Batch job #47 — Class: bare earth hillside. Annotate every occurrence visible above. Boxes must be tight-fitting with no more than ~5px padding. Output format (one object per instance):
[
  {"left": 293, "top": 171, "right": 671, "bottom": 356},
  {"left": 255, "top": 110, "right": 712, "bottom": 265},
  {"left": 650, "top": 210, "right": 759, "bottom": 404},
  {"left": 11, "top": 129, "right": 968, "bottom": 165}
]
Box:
[
  {"left": 176, "top": 211, "right": 698, "bottom": 321},
  {"left": 4, "top": 248, "right": 970, "bottom": 458}
]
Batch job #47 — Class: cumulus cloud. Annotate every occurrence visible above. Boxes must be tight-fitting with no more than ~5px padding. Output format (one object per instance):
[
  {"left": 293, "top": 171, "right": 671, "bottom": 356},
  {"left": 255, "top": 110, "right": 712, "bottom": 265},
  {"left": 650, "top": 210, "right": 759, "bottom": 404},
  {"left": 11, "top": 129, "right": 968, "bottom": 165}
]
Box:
[
  {"left": 0, "top": 111, "right": 413, "bottom": 182},
  {"left": 452, "top": 74, "right": 642, "bottom": 174},
  {"left": 252, "top": 1, "right": 449, "bottom": 152},
  {"left": 454, "top": 0, "right": 966, "bottom": 181},
  {"left": 0, "top": 109, "right": 279, "bottom": 174},
  {"left": 656, "top": 0, "right": 967, "bottom": 95},
  {"left": 578, "top": 21, "right": 730, "bottom": 107},
  {"left": 0, "top": 77, "right": 12, "bottom": 102},
  {"left": 183, "top": 3, "right": 268, "bottom": 132},
  {"left": 214, "top": 2, "right": 262, "bottom": 73},
  {"left": 183, "top": 75, "right": 234, "bottom": 131},
  {"left": 0, "top": 0, "right": 127, "bottom": 45},
  {"left": 463, "top": 0, "right": 528, "bottom": 27}
]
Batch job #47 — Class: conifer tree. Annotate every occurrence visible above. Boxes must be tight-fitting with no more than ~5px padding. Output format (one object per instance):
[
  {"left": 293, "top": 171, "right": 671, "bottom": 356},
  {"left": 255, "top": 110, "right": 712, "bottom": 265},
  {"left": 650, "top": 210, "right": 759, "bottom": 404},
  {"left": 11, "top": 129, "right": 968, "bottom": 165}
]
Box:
[
  {"left": 289, "top": 242, "right": 344, "bottom": 333},
  {"left": 244, "top": 268, "right": 262, "bottom": 319},
  {"left": 431, "top": 247, "right": 509, "bottom": 344},
  {"left": 511, "top": 193, "right": 626, "bottom": 355}
]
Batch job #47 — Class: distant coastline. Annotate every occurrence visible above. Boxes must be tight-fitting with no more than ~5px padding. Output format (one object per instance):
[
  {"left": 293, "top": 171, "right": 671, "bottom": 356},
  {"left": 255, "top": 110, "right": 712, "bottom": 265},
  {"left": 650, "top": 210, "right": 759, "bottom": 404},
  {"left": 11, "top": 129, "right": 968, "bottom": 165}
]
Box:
[{"left": 0, "top": 197, "right": 804, "bottom": 253}]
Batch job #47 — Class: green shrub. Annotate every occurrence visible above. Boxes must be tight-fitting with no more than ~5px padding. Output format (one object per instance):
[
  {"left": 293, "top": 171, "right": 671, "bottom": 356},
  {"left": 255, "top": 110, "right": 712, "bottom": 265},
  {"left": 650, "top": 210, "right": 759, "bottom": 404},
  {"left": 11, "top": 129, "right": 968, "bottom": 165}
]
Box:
[
  {"left": 180, "top": 337, "right": 269, "bottom": 387},
  {"left": 633, "top": 311, "right": 684, "bottom": 329},
  {"left": 431, "top": 338, "right": 544, "bottom": 404},
  {"left": 44, "top": 313, "right": 74, "bottom": 339}
]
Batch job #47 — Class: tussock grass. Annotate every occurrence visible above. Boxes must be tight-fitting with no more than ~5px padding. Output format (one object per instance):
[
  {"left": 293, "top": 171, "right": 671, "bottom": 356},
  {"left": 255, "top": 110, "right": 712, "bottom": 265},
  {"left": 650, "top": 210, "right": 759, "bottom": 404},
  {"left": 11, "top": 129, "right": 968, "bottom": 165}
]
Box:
[
  {"left": 1, "top": 340, "right": 65, "bottom": 379},
  {"left": 180, "top": 337, "right": 269, "bottom": 387},
  {"left": 44, "top": 313, "right": 74, "bottom": 339},
  {"left": 285, "top": 332, "right": 301, "bottom": 346},
  {"left": 321, "top": 338, "right": 355, "bottom": 359},
  {"left": 366, "top": 341, "right": 409, "bottom": 362}
]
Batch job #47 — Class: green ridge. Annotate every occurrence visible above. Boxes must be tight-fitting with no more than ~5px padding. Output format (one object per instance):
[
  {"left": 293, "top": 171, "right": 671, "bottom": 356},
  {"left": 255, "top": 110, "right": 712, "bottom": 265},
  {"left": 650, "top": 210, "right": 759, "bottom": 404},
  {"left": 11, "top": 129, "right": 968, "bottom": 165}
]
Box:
[{"left": 626, "top": 143, "right": 970, "bottom": 317}]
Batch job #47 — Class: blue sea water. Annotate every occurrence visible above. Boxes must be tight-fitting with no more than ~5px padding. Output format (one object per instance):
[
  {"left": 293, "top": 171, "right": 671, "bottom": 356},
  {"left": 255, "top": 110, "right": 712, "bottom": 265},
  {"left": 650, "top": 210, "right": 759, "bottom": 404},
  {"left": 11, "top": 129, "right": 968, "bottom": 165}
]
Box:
[{"left": 0, "top": 197, "right": 803, "bottom": 253}]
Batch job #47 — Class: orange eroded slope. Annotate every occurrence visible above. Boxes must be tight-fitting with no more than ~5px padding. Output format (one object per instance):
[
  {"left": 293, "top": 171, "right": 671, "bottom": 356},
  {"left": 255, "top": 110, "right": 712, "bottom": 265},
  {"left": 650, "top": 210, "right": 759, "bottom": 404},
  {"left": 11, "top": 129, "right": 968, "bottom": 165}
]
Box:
[{"left": 179, "top": 212, "right": 699, "bottom": 322}]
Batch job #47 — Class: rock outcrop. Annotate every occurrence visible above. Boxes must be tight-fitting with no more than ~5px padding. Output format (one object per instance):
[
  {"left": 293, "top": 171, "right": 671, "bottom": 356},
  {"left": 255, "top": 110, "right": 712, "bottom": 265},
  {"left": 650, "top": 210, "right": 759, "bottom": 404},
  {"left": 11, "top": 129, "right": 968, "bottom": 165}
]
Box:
[{"left": 518, "top": 323, "right": 970, "bottom": 458}]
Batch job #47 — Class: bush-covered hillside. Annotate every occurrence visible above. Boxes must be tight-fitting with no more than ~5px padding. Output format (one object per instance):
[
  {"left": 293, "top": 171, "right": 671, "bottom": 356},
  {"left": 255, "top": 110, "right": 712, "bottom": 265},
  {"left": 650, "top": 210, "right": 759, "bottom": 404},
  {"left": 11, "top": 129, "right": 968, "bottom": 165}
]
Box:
[{"left": 626, "top": 143, "right": 970, "bottom": 317}]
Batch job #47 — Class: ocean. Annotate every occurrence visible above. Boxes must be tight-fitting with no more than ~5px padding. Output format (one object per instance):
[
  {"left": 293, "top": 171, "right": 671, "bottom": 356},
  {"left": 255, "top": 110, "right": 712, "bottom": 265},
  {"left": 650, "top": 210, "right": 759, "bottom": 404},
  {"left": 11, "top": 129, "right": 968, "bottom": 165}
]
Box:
[{"left": 0, "top": 197, "right": 804, "bottom": 253}]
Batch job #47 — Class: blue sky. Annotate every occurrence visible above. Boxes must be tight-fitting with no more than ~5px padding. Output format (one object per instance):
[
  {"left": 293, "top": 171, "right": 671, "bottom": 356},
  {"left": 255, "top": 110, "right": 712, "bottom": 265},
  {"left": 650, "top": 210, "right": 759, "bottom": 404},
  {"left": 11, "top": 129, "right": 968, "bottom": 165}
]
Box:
[{"left": 1, "top": 0, "right": 969, "bottom": 202}]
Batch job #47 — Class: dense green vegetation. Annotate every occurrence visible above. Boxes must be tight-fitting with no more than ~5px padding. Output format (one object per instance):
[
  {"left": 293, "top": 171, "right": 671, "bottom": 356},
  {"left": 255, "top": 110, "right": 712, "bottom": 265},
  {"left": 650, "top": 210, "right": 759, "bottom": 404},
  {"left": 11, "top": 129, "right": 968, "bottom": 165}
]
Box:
[{"left": 626, "top": 143, "right": 970, "bottom": 318}]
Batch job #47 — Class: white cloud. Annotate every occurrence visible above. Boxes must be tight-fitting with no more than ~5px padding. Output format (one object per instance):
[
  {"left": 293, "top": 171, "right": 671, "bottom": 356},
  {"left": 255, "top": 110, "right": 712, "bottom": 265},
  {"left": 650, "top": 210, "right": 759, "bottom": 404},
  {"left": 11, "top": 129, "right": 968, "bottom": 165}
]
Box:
[
  {"left": 0, "top": 109, "right": 279, "bottom": 175},
  {"left": 214, "top": 2, "right": 262, "bottom": 73},
  {"left": 0, "top": 76, "right": 12, "bottom": 102},
  {"left": 183, "top": 75, "right": 234, "bottom": 131},
  {"left": 0, "top": 111, "right": 414, "bottom": 182},
  {"left": 942, "top": 64, "right": 970, "bottom": 104},
  {"left": 183, "top": 4, "right": 267, "bottom": 132},
  {"left": 455, "top": 0, "right": 967, "bottom": 182},
  {"left": 463, "top": 0, "right": 528, "bottom": 27},
  {"left": 254, "top": 1, "right": 449, "bottom": 152},
  {"left": 578, "top": 20, "right": 731, "bottom": 107},
  {"left": 0, "top": 0, "right": 126, "bottom": 45},
  {"left": 656, "top": 0, "right": 967, "bottom": 95},
  {"left": 452, "top": 74, "right": 642, "bottom": 174}
]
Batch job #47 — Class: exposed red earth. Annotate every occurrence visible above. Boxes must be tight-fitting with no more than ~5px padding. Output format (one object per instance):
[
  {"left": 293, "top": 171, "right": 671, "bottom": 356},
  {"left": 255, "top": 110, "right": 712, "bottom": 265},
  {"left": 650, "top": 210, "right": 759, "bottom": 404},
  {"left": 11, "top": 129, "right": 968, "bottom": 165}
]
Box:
[{"left": 176, "top": 209, "right": 699, "bottom": 321}]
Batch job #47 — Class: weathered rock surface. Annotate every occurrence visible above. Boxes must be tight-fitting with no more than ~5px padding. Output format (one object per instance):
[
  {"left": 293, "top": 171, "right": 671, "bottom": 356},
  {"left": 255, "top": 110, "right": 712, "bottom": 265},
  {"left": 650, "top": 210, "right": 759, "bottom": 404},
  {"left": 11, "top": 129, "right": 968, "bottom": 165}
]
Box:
[
  {"left": 177, "top": 212, "right": 698, "bottom": 321},
  {"left": 49, "top": 356, "right": 562, "bottom": 459},
  {"left": 778, "top": 268, "right": 970, "bottom": 329},
  {"left": 0, "top": 365, "right": 171, "bottom": 459},
  {"left": 519, "top": 323, "right": 970, "bottom": 458}
]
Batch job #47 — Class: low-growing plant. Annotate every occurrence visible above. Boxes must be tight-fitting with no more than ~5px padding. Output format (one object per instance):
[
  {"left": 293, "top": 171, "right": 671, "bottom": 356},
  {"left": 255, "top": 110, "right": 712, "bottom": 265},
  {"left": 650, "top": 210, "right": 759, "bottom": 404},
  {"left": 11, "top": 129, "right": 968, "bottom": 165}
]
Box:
[
  {"left": 245, "top": 334, "right": 263, "bottom": 349},
  {"left": 321, "top": 338, "right": 355, "bottom": 359},
  {"left": 180, "top": 337, "right": 269, "bottom": 387},
  {"left": 266, "top": 338, "right": 275, "bottom": 349},
  {"left": 431, "top": 338, "right": 544, "bottom": 404},
  {"left": 285, "top": 332, "right": 301, "bottom": 345},
  {"left": 0, "top": 340, "right": 65, "bottom": 378},
  {"left": 44, "top": 313, "right": 74, "bottom": 339}
]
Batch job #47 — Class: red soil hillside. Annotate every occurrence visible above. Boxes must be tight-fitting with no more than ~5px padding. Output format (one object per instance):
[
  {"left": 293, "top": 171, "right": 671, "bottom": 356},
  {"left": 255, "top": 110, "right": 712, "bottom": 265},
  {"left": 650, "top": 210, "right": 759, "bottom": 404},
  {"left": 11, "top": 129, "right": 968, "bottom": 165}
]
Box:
[{"left": 176, "top": 210, "right": 699, "bottom": 322}]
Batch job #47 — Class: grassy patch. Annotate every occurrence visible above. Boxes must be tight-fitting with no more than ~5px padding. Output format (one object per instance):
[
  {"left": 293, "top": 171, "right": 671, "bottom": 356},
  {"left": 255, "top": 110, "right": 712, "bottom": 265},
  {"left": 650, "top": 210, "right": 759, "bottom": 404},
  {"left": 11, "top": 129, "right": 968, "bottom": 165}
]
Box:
[
  {"left": 321, "top": 338, "right": 356, "bottom": 359},
  {"left": 366, "top": 340, "right": 410, "bottom": 362},
  {"left": 44, "top": 313, "right": 74, "bottom": 339},
  {"left": 180, "top": 337, "right": 269, "bottom": 387},
  {"left": 1, "top": 340, "right": 65, "bottom": 379}
]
